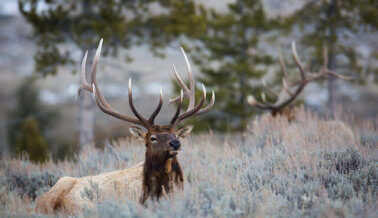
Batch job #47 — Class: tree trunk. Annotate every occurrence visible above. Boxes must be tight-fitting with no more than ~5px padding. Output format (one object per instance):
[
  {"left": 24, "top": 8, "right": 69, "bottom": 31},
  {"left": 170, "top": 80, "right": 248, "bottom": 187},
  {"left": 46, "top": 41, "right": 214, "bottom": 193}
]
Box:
[
  {"left": 327, "top": 0, "right": 337, "bottom": 118},
  {"left": 78, "top": 50, "right": 94, "bottom": 149},
  {"left": 78, "top": 0, "right": 95, "bottom": 149},
  {"left": 239, "top": 25, "right": 248, "bottom": 140},
  {"left": 327, "top": 47, "right": 337, "bottom": 118}
]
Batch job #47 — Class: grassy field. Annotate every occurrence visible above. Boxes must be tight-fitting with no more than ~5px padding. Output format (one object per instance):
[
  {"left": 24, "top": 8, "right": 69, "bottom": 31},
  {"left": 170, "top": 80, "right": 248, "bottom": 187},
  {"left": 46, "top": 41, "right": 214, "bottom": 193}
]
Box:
[{"left": 0, "top": 108, "right": 376, "bottom": 217}]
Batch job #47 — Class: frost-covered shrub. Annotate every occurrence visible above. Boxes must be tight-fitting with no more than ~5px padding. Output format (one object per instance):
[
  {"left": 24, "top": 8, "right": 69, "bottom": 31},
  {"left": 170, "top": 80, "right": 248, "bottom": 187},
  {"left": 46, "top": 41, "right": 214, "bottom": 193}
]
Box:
[
  {"left": 0, "top": 108, "right": 376, "bottom": 217},
  {"left": 81, "top": 180, "right": 102, "bottom": 202},
  {"left": 6, "top": 171, "right": 58, "bottom": 200},
  {"left": 359, "top": 130, "right": 377, "bottom": 148}
]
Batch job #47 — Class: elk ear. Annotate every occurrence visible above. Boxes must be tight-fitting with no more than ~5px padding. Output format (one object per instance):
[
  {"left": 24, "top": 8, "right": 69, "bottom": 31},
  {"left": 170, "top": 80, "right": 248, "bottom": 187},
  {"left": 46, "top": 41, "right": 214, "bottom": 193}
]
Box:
[
  {"left": 129, "top": 126, "right": 146, "bottom": 140},
  {"left": 175, "top": 125, "right": 193, "bottom": 138}
]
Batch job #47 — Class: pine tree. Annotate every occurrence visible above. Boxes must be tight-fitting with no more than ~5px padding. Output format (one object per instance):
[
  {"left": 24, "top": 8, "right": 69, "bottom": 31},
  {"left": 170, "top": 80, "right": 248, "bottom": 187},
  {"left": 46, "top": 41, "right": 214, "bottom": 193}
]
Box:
[
  {"left": 16, "top": 117, "right": 49, "bottom": 163},
  {"left": 184, "top": 0, "right": 274, "bottom": 132},
  {"left": 8, "top": 79, "right": 55, "bottom": 155},
  {"left": 18, "top": 0, "right": 206, "bottom": 148},
  {"left": 285, "top": 0, "right": 378, "bottom": 116}
]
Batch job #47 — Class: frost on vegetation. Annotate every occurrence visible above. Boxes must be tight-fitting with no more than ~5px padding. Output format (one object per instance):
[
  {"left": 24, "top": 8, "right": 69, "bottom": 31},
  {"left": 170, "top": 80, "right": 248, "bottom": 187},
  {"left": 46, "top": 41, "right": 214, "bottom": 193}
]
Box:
[
  {"left": 0, "top": 108, "right": 377, "bottom": 217},
  {"left": 359, "top": 130, "right": 377, "bottom": 148},
  {"left": 81, "top": 180, "right": 102, "bottom": 202}
]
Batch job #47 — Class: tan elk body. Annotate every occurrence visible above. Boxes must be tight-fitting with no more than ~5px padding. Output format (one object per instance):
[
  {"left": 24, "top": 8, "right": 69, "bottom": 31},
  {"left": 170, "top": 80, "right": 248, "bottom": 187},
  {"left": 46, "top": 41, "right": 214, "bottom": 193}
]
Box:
[
  {"left": 35, "top": 39, "right": 215, "bottom": 214},
  {"left": 35, "top": 163, "right": 143, "bottom": 213}
]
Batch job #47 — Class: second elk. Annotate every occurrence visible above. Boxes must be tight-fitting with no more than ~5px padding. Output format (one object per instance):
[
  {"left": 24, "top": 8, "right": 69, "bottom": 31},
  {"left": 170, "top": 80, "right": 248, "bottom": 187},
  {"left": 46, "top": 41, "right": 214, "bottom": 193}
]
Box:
[{"left": 247, "top": 42, "right": 351, "bottom": 118}]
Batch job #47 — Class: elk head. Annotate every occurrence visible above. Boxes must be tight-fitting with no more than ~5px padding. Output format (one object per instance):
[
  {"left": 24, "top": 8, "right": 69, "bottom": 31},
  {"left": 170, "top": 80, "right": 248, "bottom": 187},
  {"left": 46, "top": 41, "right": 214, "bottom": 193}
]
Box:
[
  {"left": 247, "top": 41, "right": 351, "bottom": 117},
  {"left": 77, "top": 39, "right": 214, "bottom": 203},
  {"left": 129, "top": 124, "right": 193, "bottom": 159}
]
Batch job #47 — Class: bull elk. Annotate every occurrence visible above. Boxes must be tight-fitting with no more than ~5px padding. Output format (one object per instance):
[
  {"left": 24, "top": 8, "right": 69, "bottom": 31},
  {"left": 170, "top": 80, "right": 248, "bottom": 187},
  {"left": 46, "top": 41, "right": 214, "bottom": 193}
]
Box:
[
  {"left": 35, "top": 39, "right": 214, "bottom": 213},
  {"left": 247, "top": 42, "right": 351, "bottom": 117}
]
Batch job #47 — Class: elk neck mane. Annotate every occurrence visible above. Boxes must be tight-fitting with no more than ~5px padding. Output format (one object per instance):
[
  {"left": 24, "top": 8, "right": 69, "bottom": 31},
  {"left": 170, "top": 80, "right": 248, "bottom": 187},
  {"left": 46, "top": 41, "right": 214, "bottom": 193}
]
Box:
[{"left": 139, "top": 125, "right": 184, "bottom": 203}]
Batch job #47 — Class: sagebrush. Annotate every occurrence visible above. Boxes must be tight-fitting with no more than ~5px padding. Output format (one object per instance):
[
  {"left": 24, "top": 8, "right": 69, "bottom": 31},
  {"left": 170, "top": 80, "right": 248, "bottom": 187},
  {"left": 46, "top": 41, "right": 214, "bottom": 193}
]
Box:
[{"left": 0, "top": 108, "right": 376, "bottom": 217}]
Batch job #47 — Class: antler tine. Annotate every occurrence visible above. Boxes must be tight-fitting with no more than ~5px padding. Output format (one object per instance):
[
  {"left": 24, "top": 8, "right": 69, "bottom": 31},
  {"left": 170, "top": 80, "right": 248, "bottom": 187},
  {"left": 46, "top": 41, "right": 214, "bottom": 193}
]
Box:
[
  {"left": 326, "top": 70, "right": 353, "bottom": 80},
  {"left": 168, "top": 47, "right": 196, "bottom": 112},
  {"left": 321, "top": 46, "right": 353, "bottom": 80},
  {"left": 80, "top": 51, "right": 91, "bottom": 90},
  {"left": 91, "top": 38, "right": 103, "bottom": 84},
  {"left": 92, "top": 84, "right": 145, "bottom": 126},
  {"left": 89, "top": 39, "right": 114, "bottom": 110},
  {"left": 282, "top": 78, "right": 294, "bottom": 96},
  {"left": 76, "top": 51, "right": 92, "bottom": 101},
  {"left": 262, "top": 80, "right": 279, "bottom": 97},
  {"left": 169, "top": 64, "right": 190, "bottom": 105},
  {"left": 247, "top": 95, "right": 271, "bottom": 109},
  {"left": 278, "top": 46, "right": 289, "bottom": 82},
  {"left": 180, "top": 47, "right": 195, "bottom": 111},
  {"left": 247, "top": 95, "right": 257, "bottom": 106},
  {"left": 278, "top": 47, "right": 294, "bottom": 96},
  {"left": 77, "top": 38, "right": 104, "bottom": 100},
  {"left": 147, "top": 87, "right": 163, "bottom": 125},
  {"left": 128, "top": 79, "right": 148, "bottom": 125},
  {"left": 170, "top": 90, "right": 183, "bottom": 125},
  {"left": 173, "top": 84, "right": 206, "bottom": 126},
  {"left": 194, "top": 90, "right": 215, "bottom": 116},
  {"left": 261, "top": 92, "right": 266, "bottom": 103},
  {"left": 291, "top": 41, "right": 306, "bottom": 80},
  {"left": 169, "top": 47, "right": 215, "bottom": 125}
]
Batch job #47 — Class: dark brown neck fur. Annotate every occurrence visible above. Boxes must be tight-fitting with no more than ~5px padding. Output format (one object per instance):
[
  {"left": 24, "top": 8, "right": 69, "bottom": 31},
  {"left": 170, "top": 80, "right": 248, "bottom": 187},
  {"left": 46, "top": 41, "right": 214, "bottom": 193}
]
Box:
[{"left": 140, "top": 151, "right": 184, "bottom": 204}]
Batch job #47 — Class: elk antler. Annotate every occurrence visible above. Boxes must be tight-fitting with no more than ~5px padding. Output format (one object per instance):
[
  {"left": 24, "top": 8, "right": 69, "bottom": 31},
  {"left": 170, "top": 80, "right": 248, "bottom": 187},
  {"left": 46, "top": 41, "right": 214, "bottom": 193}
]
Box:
[
  {"left": 247, "top": 41, "right": 352, "bottom": 114},
  {"left": 77, "top": 40, "right": 215, "bottom": 129},
  {"left": 77, "top": 39, "right": 164, "bottom": 129},
  {"left": 169, "top": 47, "right": 215, "bottom": 126}
]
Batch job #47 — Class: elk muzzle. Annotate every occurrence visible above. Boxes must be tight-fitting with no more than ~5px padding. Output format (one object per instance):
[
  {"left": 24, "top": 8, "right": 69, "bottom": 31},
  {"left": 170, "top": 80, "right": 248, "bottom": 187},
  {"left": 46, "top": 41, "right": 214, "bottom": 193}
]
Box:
[
  {"left": 169, "top": 139, "right": 181, "bottom": 150},
  {"left": 168, "top": 139, "right": 181, "bottom": 157}
]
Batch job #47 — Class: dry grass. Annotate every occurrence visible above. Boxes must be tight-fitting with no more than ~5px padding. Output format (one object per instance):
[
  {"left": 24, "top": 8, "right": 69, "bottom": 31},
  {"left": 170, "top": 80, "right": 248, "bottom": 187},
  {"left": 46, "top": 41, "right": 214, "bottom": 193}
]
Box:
[{"left": 0, "top": 108, "right": 377, "bottom": 217}]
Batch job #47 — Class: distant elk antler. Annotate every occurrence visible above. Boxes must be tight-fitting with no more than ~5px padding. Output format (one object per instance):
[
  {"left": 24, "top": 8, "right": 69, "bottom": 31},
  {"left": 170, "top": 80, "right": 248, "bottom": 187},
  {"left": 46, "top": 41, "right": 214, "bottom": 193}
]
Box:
[{"left": 247, "top": 41, "right": 352, "bottom": 116}]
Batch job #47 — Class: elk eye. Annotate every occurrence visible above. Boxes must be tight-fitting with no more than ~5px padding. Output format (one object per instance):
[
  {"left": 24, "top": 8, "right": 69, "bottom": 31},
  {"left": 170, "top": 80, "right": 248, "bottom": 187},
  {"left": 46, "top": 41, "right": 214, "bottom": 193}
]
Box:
[{"left": 150, "top": 136, "right": 157, "bottom": 141}]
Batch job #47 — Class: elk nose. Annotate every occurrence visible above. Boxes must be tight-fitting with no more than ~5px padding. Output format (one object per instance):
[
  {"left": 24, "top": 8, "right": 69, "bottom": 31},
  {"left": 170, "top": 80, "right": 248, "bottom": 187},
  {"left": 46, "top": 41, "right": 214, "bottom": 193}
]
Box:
[{"left": 169, "top": 139, "right": 181, "bottom": 150}]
